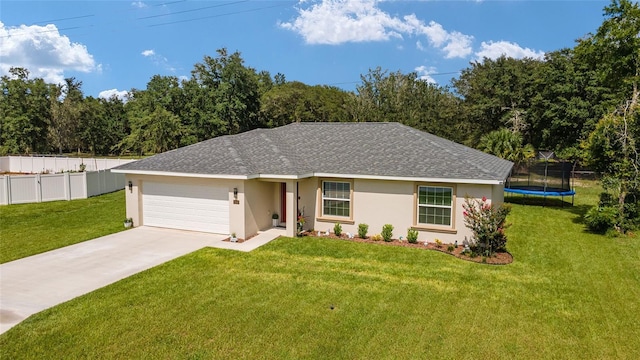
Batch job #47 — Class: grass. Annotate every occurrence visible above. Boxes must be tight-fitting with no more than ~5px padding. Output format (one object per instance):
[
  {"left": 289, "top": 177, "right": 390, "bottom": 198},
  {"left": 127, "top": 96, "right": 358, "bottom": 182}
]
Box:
[
  {"left": 1, "top": 182, "right": 638, "bottom": 358},
  {"left": 0, "top": 190, "right": 126, "bottom": 263}
]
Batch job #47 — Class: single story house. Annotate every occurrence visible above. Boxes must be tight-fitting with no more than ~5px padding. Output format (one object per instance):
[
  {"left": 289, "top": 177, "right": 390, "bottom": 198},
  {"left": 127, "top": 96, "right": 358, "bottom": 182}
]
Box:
[{"left": 112, "top": 122, "right": 513, "bottom": 243}]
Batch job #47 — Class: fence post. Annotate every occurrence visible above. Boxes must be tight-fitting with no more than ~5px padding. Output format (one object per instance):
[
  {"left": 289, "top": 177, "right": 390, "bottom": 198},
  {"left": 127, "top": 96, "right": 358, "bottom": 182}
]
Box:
[
  {"left": 35, "top": 173, "right": 42, "bottom": 203},
  {"left": 83, "top": 172, "right": 88, "bottom": 198},
  {"left": 99, "top": 170, "right": 104, "bottom": 193},
  {"left": 64, "top": 172, "right": 71, "bottom": 201},
  {"left": 1, "top": 176, "right": 9, "bottom": 205}
]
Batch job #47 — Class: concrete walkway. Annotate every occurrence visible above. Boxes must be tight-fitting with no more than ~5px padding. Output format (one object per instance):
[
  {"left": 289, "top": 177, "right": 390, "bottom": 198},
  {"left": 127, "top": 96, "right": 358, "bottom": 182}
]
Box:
[{"left": 0, "top": 226, "right": 284, "bottom": 334}]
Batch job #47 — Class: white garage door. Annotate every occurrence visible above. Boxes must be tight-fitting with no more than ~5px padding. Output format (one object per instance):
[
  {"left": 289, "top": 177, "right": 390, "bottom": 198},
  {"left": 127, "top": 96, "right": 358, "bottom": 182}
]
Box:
[{"left": 142, "top": 182, "right": 229, "bottom": 234}]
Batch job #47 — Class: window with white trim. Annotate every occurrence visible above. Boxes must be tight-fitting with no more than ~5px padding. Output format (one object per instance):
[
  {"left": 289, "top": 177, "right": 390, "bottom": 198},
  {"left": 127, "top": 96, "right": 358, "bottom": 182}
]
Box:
[
  {"left": 322, "top": 181, "right": 351, "bottom": 217},
  {"left": 417, "top": 186, "right": 453, "bottom": 226}
]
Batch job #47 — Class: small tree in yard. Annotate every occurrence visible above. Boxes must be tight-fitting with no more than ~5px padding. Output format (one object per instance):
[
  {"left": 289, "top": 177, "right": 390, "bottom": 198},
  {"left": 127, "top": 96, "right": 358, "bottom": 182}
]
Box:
[
  {"left": 462, "top": 196, "right": 511, "bottom": 256},
  {"left": 584, "top": 107, "right": 639, "bottom": 234}
]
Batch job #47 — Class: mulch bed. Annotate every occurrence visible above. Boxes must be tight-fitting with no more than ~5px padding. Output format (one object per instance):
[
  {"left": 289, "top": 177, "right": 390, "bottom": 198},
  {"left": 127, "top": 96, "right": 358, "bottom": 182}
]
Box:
[{"left": 302, "top": 231, "right": 513, "bottom": 265}]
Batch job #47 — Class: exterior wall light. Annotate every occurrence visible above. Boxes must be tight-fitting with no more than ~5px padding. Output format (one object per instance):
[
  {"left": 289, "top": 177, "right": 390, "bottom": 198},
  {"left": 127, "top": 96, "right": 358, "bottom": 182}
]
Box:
[
  {"left": 233, "top": 187, "right": 238, "bottom": 199},
  {"left": 128, "top": 181, "right": 133, "bottom": 192}
]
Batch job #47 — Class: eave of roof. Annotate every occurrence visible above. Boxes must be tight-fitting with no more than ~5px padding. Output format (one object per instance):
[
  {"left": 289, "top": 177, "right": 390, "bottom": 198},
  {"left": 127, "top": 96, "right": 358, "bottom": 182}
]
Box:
[{"left": 111, "top": 169, "right": 506, "bottom": 185}]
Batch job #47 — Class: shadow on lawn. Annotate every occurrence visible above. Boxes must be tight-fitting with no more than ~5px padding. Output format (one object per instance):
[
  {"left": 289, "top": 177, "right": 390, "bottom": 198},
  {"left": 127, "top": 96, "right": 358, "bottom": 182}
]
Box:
[
  {"left": 505, "top": 194, "right": 575, "bottom": 208},
  {"left": 505, "top": 195, "right": 592, "bottom": 229}
]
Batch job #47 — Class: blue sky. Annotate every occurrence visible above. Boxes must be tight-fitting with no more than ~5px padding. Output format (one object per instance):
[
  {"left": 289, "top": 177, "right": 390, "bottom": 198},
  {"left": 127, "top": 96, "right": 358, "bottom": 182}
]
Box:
[{"left": 0, "top": 0, "right": 609, "bottom": 99}]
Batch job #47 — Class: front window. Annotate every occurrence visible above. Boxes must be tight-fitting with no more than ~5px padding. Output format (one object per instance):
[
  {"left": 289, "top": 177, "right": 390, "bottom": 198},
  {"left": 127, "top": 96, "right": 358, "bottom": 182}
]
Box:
[
  {"left": 418, "top": 186, "right": 453, "bottom": 226},
  {"left": 322, "top": 181, "right": 351, "bottom": 217}
]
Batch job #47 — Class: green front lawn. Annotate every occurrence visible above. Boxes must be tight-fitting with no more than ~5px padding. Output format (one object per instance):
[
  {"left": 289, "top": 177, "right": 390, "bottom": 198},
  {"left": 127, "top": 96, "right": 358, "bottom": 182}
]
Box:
[
  {"left": 0, "top": 190, "right": 126, "bottom": 263},
  {"left": 1, "top": 183, "right": 638, "bottom": 358}
]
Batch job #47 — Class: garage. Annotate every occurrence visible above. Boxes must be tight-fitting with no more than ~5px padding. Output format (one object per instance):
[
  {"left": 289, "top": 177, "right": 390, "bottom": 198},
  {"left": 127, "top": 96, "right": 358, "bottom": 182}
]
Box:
[{"left": 142, "top": 182, "right": 229, "bottom": 234}]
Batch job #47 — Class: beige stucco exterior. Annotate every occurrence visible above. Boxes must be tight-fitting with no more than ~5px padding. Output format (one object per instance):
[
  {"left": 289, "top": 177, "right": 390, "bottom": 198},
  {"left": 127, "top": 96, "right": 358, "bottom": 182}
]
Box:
[
  {"left": 308, "top": 178, "right": 501, "bottom": 244},
  {"left": 124, "top": 174, "right": 505, "bottom": 244},
  {"left": 243, "top": 180, "right": 277, "bottom": 238}
]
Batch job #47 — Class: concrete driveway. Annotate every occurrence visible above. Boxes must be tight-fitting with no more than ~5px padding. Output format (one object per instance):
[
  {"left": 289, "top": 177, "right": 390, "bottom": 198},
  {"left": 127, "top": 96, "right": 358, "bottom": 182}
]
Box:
[{"left": 0, "top": 227, "right": 238, "bottom": 334}]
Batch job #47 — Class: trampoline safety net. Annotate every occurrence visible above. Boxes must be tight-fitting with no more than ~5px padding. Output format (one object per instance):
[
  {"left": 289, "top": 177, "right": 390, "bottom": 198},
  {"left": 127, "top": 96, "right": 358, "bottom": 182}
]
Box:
[
  {"left": 506, "top": 160, "right": 573, "bottom": 193},
  {"left": 504, "top": 151, "right": 575, "bottom": 206}
]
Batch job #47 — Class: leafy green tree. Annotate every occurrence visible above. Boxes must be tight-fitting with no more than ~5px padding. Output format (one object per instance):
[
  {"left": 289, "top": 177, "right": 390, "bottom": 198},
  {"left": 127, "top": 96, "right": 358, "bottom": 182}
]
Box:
[
  {"left": 119, "top": 75, "right": 190, "bottom": 154},
  {"left": 184, "top": 48, "right": 262, "bottom": 140},
  {"left": 137, "top": 75, "right": 185, "bottom": 115},
  {"left": 78, "top": 96, "right": 108, "bottom": 155},
  {"left": 575, "top": 0, "right": 640, "bottom": 108},
  {"left": 0, "top": 68, "right": 51, "bottom": 154},
  {"left": 584, "top": 109, "right": 639, "bottom": 233},
  {"left": 354, "top": 67, "right": 466, "bottom": 143},
  {"left": 77, "top": 96, "right": 128, "bottom": 156},
  {"left": 49, "top": 78, "right": 84, "bottom": 154},
  {"left": 260, "top": 81, "right": 352, "bottom": 126},
  {"left": 527, "top": 49, "right": 607, "bottom": 152},
  {"left": 101, "top": 95, "right": 129, "bottom": 155},
  {"left": 256, "top": 70, "right": 275, "bottom": 96},
  {"left": 121, "top": 107, "right": 185, "bottom": 155},
  {"left": 453, "top": 56, "right": 542, "bottom": 146}
]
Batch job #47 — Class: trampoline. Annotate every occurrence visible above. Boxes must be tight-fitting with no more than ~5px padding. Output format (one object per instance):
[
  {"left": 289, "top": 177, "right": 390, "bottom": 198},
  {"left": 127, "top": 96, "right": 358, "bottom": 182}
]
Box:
[{"left": 505, "top": 151, "right": 576, "bottom": 206}]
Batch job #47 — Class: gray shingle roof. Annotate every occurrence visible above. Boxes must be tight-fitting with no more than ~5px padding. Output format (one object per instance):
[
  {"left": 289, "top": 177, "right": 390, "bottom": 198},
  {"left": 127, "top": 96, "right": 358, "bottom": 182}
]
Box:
[{"left": 113, "top": 122, "right": 513, "bottom": 183}]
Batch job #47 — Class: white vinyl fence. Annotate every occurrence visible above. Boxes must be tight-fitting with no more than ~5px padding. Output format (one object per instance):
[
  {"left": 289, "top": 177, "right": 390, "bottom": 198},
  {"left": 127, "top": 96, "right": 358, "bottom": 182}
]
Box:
[
  {"left": 0, "top": 170, "right": 125, "bottom": 205},
  {"left": 0, "top": 156, "right": 136, "bottom": 173}
]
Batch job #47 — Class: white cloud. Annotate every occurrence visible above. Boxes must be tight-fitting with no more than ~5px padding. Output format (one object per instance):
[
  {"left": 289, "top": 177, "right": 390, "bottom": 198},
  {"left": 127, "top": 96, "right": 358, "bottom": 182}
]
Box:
[
  {"left": 280, "top": 0, "right": 472, "bottom": 58},
  {"left": 141, "top": 49, "right": 175, "bottom": 72},
  {"left": 98, "top": 88, "right": 129, "bottom": 101},
  {"left": 403, "top": 16, "right": 448, "bottom": 47},
  {"left": 0, "top": 21, "right": 98, "bottom": 84},
  {"left": 414, "top": 65, "right": 437, "bottom": 84},
  {"left": 475, "top": 40, "right": 545, "bottom": 61},
  {"left": 131, "top": 1, "right": 147, "bottom": 9},
  {"left": 405, "top": 16, "right": 473, "bottom": 58},
  {"left": 441, "top": 31, "right": 473, "bottom": 58},
  {"left": 279, "top": 0, "right": 406, "bottom": 44}
]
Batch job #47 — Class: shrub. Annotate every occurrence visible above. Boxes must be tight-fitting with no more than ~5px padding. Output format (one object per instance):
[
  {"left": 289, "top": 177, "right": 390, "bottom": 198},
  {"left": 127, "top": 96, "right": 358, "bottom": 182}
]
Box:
[
  {"left": 407, "top": 229, "right": 418, "bottom": 244},
  {"left": 371, "top": 234, "right": 382, "bottom": 241},
  {"left": 334, "top": 223, "right": 342, "bottom": 237},
  {"left": 447, "top": 245, "right": 455, "bottom": 252},
  {"left": 462, "top": 196, "right": 511, "bottom": 256},
  {"left": 585, "top": 206, "right": 618, "bottom": 234},
  {"left": 381, "top": 224, "right": 393, "bottom": 242},
  {"left": 435, "top": 238, "right": 442, "bottom": 248},
  {"left": 358, "top": 223, "right": 369, "bottom": 238}
]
